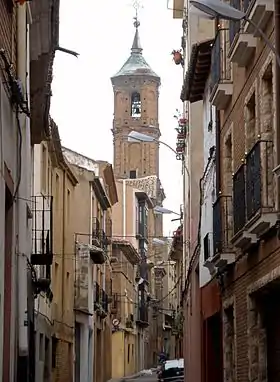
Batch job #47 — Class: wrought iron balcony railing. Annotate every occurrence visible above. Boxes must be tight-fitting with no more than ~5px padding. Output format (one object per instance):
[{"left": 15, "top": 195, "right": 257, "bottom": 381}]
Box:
[
  {"left": 138, "top": 305, "right": 148, "bottom": 323},
  {"left": 111, "top": 293, "right": 119, "bottom": 314},
  {"left": 243, "top": 0, "right": 253, "bottom": 12},
  {"left": 210, "top": 28, "right": 232, "bottom": 94},
  {"left": 246, "top": 140, "right": 274, "bottom": 220},
  {"left": 94, "top": 282, "right": 100, "bottom": 305},
  {"left": 106, "top": 217, "right": 112, "bottom": 241},
  {"left": 101, "top": 289, "right": 108, "bottom": 313},
  {"left": 233, "top": 165, "right": 246, "bottom": 235},
  {"left": 233, "top": 140, "right": 274, "bottom": 235},
  {"left": 229, "top": 0, "right": 241, "bottom": 45},
  {"left": 92, "top": 217, "right": 107, "bottom": 248},
  {"left": 31, "top": 195, "right": 53, "bottom": 268},
  {"left": 213, "top": 195, "right": 234, "bottom": 254}
]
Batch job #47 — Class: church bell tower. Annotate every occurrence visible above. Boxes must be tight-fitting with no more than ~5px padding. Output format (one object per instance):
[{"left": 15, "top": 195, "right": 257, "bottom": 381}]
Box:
[{"left": 111, "top": 18, "right": 161, "bottom": 180}]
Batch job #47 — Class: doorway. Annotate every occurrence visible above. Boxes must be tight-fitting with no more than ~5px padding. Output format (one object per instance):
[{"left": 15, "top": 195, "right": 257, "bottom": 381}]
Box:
[
  {"left": 261, "top": 288, "right": 280, "bottom": 382},
  {"left": 204, "top": 313, "right": 223, "bottom": 382},
  {"left": 3, "top": 185, "right": 13, "bottom": 382}
]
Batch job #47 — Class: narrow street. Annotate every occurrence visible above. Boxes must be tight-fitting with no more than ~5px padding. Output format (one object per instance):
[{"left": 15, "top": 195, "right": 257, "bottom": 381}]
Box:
[{"left": 128, "top": 372, "right": 157, "bottom": 382}]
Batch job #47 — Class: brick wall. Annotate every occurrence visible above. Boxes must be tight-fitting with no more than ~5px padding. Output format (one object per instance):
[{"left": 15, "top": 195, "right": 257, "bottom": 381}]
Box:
[
  {"left": 52, "top": 338, "right": 73, "bottom": 382},
  {"left": 218, "top": 13, "right": 278, "bottom": 382},
  {"left": 223, "top": 233, "right": 280, "bottom": 382},
  {"left": 220, "top": 19, "right": 275, "bottom": 183}
]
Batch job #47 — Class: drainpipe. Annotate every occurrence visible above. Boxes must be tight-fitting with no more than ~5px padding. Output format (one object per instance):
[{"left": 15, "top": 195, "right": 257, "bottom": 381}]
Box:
[
  {"left": 90, "top": 184, "right": 95, "bottom": 382},
  {"left": 103, "top": 210, "right": 106, "bottom": 290},
  {"left": 275, "top": 0, "right": 280, "bottom": 211},
  {"left": 62, "top": 172, "right": 66, "bottom": 321},
  {"left": 123, "top": 180, "right": 126, "bottom": 239},
  {"left": 17, "top": 2, "right": 29, "bottom": 372}
]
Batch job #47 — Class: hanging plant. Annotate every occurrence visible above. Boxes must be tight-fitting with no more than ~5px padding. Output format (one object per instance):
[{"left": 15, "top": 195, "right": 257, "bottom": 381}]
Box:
[{"left": 171, "top": 50, "right": 184, "bottom": 66}]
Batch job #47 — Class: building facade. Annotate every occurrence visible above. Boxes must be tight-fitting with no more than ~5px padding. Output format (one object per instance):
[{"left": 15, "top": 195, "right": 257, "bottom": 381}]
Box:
[
  {"left": 0, "top": 1, "right": 58, "bottom": 381},
  {"left": 111, "top": 16, "right": 166, "bottom": 368},
  {"left": 63, "top": 148, "right": 117, "bottom": 382},
  {"left": 32, "top": 120, "right": 78, "bottom": 382},
  {"left": 111, "top": 237, "right": 140, "bottom": 378},
  {"left": 209, "top": 3, "right": 280, "bottom": 382},
  {"left": 111, "top": 178, "right": 154, "bottom": 371},
  {"left": 175, "top": 1, "right": 280, "bottom": 382}
]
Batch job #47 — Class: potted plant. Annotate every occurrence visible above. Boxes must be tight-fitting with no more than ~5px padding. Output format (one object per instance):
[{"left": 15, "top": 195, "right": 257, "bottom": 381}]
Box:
[{"left": 171, "top": 50, "right": 184, "bottom": 65}]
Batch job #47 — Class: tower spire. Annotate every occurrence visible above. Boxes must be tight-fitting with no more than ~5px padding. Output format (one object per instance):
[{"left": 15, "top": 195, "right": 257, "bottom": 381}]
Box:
[{"left": 131, "top": 0, "right": 143, "bottom": 54}]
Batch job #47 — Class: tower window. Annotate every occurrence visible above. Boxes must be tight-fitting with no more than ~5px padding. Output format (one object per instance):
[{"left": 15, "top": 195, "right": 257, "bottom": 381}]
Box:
[
  {"left": 131, "top": 92, "right": 141, "bottom": 118},
  {"left": 129, "top": 170, "right": 137, "bottom": 179}
]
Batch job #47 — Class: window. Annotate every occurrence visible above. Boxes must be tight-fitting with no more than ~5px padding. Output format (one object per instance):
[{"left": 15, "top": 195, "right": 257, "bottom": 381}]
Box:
[
  {"left": 55, "top": 174, "right": 60, "bottom": 207},
  {"left": 41, "top": 145, "right": 47, "bottom": 192},
  {"left": 44, "top": 337, "right": 50, "bottom": 379},
  {"left": 129, "top": 170, "right": 137, "bottom": 179},
  {"left": 261, "top": 63, "right": 273, "bottom": 135},
  {"left": 224, "top": 133, "right": 233, "bottom": 195},
  {"left": 128, "top": 344, "right": 130, "bottom": 363},
  {"left": 39, "top": 333, "right": 44, "bottom": 361},
  {"left": 245, "top": 92, "right": 256, "bottom": 151},
  {"left": 203, "top": 234, "right": 210, "bottom": 261},
  {"left": 131, "top": 92, "right": 141, "bottom": 118},
  {"left": 67, "top": 190, "right": 70, "bottom": 222}
]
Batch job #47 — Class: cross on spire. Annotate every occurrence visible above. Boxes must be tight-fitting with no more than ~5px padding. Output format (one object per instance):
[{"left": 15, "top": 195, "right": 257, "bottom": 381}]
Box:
[{"left": 132, "top": 0, "right": 143, "bottom": 28}]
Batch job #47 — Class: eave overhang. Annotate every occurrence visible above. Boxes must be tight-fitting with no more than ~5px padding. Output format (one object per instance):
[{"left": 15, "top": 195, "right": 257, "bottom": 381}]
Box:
[
  {"left": 135, "top": 191, "right": 154, "bottom": 209},
  {"left": 92, "top": 177, "right": 111, "bottom": 211},
  {"left": 30, "top": 0, "right": 60, "bottom": 144},
  {"left": 112, "top": 238, "right": 140, "bottom": 265},
  {"left": 103, "top": 164, "right": 118, "bottom": 206},
  {"left": 48, "top": 119, "right": 79, "bottom": 186},
  {"left": 181, "top": 39, "right": 214, "bottom": 103}
]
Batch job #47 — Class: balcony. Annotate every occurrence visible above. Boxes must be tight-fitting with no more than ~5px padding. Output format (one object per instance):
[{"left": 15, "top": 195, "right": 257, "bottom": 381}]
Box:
[
  {"left": 101, "top": 289, "right": 109, "bottom": 314},
  {"left": 31, "top": 195, "right": 53, "bottom": 267},
  {"left": 94, "top": 283, "right": 108, "bottom": 319},
  {"left": 232, "top": 141, "right": 277, "bottom": 249},
  {"left": 245, "top": 140, "right": 277, "bottom": 234},
  {"left": 229, "top": 27, "right": 256, "bottom": 67},
  {"left": 74, "top": 246, "right": 92, "bottom": 314},
  {"left": 137, "top": 221, "right": 148, "bottom": 240},
  {"left": 210, "top": 196, "right": 235, "bottom": 269},
  {"left": 111, "top": 293, "right": 119, "bottom": 315},
  {"left": 210, "top": 29, "right": 233, "bottom": 110},
  {"left": 91, "top": 217, "right": 106, "bottom": 264},
  {"left": 232, "top": 164, "right": 257, "bottom": 249},
  {"left": 244, "top": 0, "right": 274, "bottom": 37},
  {"left": 106, "top": 217, "right": 112, "bottom": 244},
  {"left": 136, "top": 305, "right": 149, "bottom": 328}
]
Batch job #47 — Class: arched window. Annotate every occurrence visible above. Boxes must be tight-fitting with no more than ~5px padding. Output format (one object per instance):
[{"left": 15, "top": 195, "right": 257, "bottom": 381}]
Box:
[{"left": 131, "top": 92, "right": 141, "bottom": 118}]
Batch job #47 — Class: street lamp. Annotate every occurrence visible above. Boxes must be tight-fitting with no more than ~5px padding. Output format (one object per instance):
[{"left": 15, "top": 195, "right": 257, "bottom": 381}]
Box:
[
  {"left": 154, "top": 206, "right": 181, "bottom": 216},
  {"left": 189, "top": 0, "right": 280, "bottom": 68}
]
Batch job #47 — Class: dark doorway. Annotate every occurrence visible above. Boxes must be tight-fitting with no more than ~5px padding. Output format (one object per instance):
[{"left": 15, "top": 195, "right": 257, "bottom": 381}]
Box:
[
  {"left": 261, "top": 288, "right": 280, "bottom": 382},
  {"left": 75, "top": 323, "right": 81, "bottom": 382},
  {"left": 203, "top": 313, "right": 223, "bottom": 382},
  {"left": 3, "top": 185, "right": 13, "bottom": 382}
]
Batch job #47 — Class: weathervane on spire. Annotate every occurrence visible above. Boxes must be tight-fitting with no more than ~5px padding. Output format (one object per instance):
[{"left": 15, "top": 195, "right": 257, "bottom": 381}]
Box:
[{"left": 132, "top": 0, "right": 143, "bottom": 28}]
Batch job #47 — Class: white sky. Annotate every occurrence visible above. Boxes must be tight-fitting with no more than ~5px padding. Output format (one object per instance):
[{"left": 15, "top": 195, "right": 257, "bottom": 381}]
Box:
[{"left": 50, "top": 0, "right": 183, "bottom": 237}]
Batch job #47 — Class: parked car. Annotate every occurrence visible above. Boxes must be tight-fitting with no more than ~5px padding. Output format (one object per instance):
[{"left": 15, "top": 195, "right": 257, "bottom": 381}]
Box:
[{"left": 159, "top": 359, "right": 184, "bottom": 382}]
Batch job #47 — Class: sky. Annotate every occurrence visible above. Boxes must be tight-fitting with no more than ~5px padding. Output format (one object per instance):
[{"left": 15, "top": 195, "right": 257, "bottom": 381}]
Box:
[{"left": 50, "top": 0, "right": 183, "bottom": 237}]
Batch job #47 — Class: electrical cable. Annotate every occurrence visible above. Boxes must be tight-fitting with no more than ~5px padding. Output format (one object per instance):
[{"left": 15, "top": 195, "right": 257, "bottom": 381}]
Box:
[{"left": 13, "top": 106, "right": 22, "bottom": 200}]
